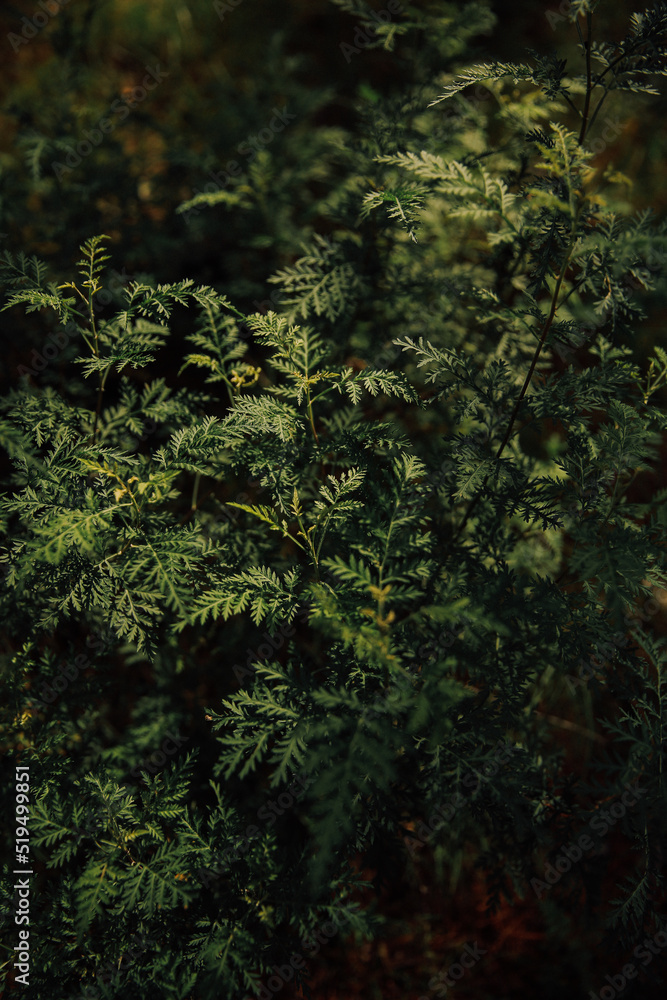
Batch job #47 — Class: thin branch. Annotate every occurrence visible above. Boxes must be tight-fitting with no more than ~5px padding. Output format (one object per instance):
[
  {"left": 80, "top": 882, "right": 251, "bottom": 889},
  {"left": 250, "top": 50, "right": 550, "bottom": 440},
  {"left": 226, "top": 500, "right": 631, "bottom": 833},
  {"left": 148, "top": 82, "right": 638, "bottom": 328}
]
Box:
[
  {"left": 586, "top": 88, "right": 609, "bottom": 136},
  {"left": 452, "top": 241, "right": 576, "bottom": 542},
  {"left": 578, "top": 12, "right": 594, "bottom": 146}
]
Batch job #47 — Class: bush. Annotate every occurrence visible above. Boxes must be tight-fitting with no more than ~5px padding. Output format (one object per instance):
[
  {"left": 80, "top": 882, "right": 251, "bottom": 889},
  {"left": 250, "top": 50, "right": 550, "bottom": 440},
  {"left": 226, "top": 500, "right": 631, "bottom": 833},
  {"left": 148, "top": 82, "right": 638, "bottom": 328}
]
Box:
[{"left": 2, "top": 2, "right": 667, "bottom": 998}]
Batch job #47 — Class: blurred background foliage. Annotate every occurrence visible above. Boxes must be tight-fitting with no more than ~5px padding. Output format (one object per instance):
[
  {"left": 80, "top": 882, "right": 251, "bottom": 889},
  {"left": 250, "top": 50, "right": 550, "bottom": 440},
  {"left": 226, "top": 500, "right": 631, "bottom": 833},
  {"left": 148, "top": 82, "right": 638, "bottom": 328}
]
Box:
[
  {"left": 0, "top": 0, "right": 664, "bottom": 390},
  {"left": 0, "top": 0, "right": 665, "bottom": 274},
  {"left": 0, "top": 0, "right": 665, "bottom": 414},
  {"left": 0, "top": 0, "right": 664, "bottom": 364}
]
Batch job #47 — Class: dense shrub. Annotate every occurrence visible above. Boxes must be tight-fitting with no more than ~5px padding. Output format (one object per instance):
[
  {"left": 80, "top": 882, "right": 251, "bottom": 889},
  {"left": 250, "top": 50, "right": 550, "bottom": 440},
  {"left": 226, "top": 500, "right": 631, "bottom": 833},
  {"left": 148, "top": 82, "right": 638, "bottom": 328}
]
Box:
[{"left": 1, "top": 2, "right": 667, "bottom": 998}]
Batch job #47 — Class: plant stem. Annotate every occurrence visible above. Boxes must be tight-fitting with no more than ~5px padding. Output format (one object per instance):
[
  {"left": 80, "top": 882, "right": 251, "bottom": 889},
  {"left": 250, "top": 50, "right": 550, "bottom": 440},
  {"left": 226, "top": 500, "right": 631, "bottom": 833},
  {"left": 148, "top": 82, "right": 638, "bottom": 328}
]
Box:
[
  {"left": 87, "top": 282, "right": 106, "bottom": 445},
  {"left": 453, "top": 240, "right": 576, "bottom": 542},
  {"left": 296, "top": 512, "right": 319, "bottom": 578},
  {"left": 191, "top": 471, "right": 201, "bottom": 511},
  {"left": 497, "top": 246, "right": 574, "bottom": 461},
  {"left": 221, "top": 375, "right": 236, "bottom": 407},
  {"left": 177, "top": 489, "right": 214, "bottom": 527},
  {"left": 452, "top": 18, "right": 603, "bottom": 546},
  {"left": 578, "top": 13, "right": 594, "bottom": 146},
  {"left": 307, "top": 387, "right": 320, "bottom": 444},
  {"left": 92, "top": 367, "right": 110, "bottom": 446}
]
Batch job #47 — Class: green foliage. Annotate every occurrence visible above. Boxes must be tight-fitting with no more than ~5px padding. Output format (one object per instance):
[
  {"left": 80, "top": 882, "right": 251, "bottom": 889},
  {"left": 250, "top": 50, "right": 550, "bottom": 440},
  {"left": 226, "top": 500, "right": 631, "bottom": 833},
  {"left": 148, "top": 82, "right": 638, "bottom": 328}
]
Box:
[{"left": 2, "top": 2, "right": 667, "bottom": 998}]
